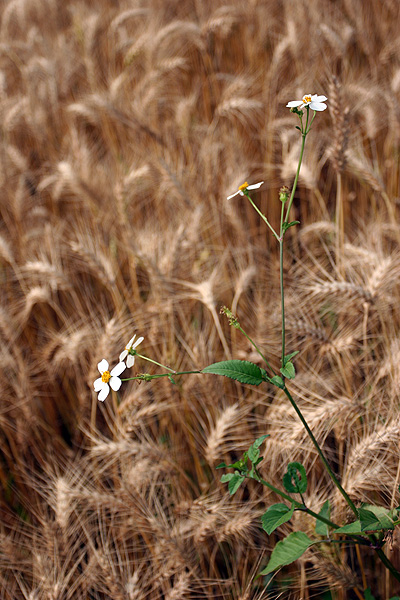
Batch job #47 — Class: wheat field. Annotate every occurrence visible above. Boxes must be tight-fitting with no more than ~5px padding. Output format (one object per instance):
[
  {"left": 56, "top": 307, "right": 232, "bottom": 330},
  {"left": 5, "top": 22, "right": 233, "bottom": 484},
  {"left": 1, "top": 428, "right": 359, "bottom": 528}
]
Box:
[{"left": 1, "top": 0, "right": 400, "bottom": 598}]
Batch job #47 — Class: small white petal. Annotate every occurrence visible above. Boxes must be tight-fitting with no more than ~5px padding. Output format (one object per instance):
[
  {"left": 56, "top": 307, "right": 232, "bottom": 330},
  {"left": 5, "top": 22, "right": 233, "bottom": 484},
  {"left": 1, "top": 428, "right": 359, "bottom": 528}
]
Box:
[
  {"left": 119, "top": 349, "right": 128, "bottom": 362},
  {"left": 313, "top": 95, "right": 327, "bottom": 102},
  {"left": 286, "top": 100, "right": 303, "bottom": 107},
  {"left": 126, "top": 335, "right": 136, "bottom": 348},
  {"left": 111, "top": 362, "right": 126, "bottom": 377},
  {"left": 98, "top": 384, "right": 110, "bottom": 401},
  {"left": 309, "top": 102, "right": 327, "bottom": 111},
  {"left": 110, "top": 376, "right": 122, "bottom": 392},
  {"left": 93, "top": 377, "right": 103, "bottom": 392},
  {"left": 97, "top": 359, "right": 109, "bottom": 374},
  {"left": 247, "top": 181, "right": 264, "bottom": 190},
  {"left": 131, "top": 336, "right": 144, "bottom": 350},
  {"left": 126, "top": 354, "right": 135, "bottom": 368},
  {"left": 227, "top": 190, "right": 240, "bottom": 200}
]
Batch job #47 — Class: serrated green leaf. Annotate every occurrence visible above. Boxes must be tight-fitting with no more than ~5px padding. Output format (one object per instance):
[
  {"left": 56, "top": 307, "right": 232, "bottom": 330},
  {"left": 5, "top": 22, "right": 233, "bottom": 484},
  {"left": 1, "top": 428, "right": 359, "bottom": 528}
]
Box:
[
  {"left": 284, "top": 351, "right": 299, "bottom": 365},
  {"left": 220, "top": 473, "right": 234, "bottom": 483},
  {"left": 259, "top": 532, "right": 313, "bottom": 575},
  {"left": 216, "top": 462, "right": 228, "bottom": 469},
  {"left": 228, "top": 473, "right": 245, "bottom": 495},
  {"left": 283, "top": 462, "right": 307, "bottom": 494},
  {"left": 270, "top": 375, "right": 285, "bottom": 389},
  {"left": 334, "top": 520, "right": 362, "bottom": 534},
  {"left": 202, "top": 360, "right": 267, "bottom": 386},
  {"left": 315, "top": 500, "right": 330, "bottom": 536},
  {"left": 253, "top": 434, "right": 269, "bottom": 449},
  {"left": 261, "top": 503, "right": 295, "bottom": 534},
  {"left": 359, "top": 505, "right": 395, "bottom": 531},
  {"left": 248, "top": 445, "right": 260, "bottom": 464},
  {"left": 280, "top": 361, "right": 296, "bottom": 380}
]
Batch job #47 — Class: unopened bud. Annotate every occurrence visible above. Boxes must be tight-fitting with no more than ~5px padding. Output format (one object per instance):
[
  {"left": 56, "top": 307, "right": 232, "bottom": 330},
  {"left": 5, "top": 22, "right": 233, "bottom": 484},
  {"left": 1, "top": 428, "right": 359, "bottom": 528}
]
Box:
[{"left": 279, "top": 186, "right": 289, "bottom": 203}]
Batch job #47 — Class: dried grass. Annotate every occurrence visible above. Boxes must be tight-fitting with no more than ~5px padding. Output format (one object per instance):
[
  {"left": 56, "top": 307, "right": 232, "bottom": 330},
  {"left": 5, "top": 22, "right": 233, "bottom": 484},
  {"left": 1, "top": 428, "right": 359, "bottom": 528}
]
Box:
[{"left": 1, "top": 0, "right": 400, "bottom": 597}]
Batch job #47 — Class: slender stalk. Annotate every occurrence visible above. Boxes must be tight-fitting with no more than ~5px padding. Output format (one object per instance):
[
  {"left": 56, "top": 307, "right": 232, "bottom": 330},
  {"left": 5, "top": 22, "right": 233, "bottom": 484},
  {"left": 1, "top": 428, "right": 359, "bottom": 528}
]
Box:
[
  {"left": 279, "top": 237, "right": 285, "bottom": 367},
  {"left": 121, "top": 370, "right": 201, "bottom": 382},
  {"left": 236, "top": 325, "right": 276, "bottom": 376},
  {"left": 252, "top": 475, "right": 339, "bottom": 530},
  {"left": 284, "top": 109, "right": 309, "bottom": 223},
  {"left": 135, "top": 352, "right": 176, "bottom": 373},
  {"left": 374, "top": 548, "right": 400, "bottom": 583},
  {"left": 243, "top": 192, "right": 279, "bottom": 240},
  {"left": 283, "top": 386, "right": 358, "bottom": 517}
]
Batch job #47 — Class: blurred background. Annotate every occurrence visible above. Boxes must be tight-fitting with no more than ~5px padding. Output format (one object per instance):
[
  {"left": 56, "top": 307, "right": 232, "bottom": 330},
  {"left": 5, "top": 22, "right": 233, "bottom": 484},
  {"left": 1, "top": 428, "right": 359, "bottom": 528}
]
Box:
[{"left": 1, "top": 0, "right": 400, "bottom": 598}]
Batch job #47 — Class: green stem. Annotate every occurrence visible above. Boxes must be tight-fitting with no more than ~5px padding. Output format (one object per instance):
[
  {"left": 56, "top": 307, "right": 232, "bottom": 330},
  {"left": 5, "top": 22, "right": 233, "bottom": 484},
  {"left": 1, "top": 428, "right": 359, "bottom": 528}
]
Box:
[
  {"left": 135, "top": 353, "right": 176, "bottom": 373},
  {"left": 280, "top": 237, "right": 285, "bottom": 368},
  {"left": 374, "top": 547, "right": 400, "bottom": 583},
  {"left": 283, "top": 386, "right": 358, "bottom": 517},
  {"left": 121, "top": 370, "right": 201, "bottom": 382},
  {"left": 252, "top": 475, "right": 339, "bottom": 530},
  {"left": 237, "top": 325, "right": 276, "bottom": 376},
  {"left": 243, "top": 192, "right": 279, "bottom": 240},
  {"left": 284, "top": 109, "right": 309, "bottom": 224}
]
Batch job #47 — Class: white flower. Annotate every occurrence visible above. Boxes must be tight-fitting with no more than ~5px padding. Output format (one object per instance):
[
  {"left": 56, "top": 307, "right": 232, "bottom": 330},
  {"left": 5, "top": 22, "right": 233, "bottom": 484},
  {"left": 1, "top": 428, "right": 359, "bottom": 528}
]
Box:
[
  {"left": 119, "top": 334, "right": 144, "bottom": 368},
  {"left": 227, "top": 181, "right": 264, "bottom": 200},
  {"left": 94, "top": 359, "right": 126, "bottom": 402},
  {"left": 286, "top": 94, "right": 327, "bottom": 112}
]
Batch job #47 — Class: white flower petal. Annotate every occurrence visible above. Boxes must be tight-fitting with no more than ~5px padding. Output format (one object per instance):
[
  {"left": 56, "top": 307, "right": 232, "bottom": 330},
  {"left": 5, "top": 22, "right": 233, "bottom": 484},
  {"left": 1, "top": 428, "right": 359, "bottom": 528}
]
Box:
[
  {"left": 131, "top": 336, "right": 144, "bottom": 350},
  {"left": 110, "top": 376, "right": 122, "bottom": 392},
  {"left": 309, "top": 102, "right": 327, "bottom": 111},
  {"left": 126, "top": 354, "right": 135, "bottom": 368},
  {"left": 98, "top": 384, "right": 110, "bottom": 402},
  {"left": 126, "top": 335, "right": 136, "bottom": 348},
  {"left": 247, "top": 181, "right": 264, "bottom": 190},
  {"left": 227, "top": 190, "right": 240, "bottom": 200},
  {"left": 97, "top": 359, "right": 109, "bottom": 373},
  {"left": 93, "top": 377, "right": 104, "bottom": 392},
  {"left": 286, "top": 100, "right": 303, "bottom": 107},
  {"left": 119, "top": 349, "right": 128, "bottom": 362},
  {"left": 313, "top": 95, "right": 327, "bottom": 102},
  {"left": 111, "top": 362, "right": 126, "bottom": 377}
]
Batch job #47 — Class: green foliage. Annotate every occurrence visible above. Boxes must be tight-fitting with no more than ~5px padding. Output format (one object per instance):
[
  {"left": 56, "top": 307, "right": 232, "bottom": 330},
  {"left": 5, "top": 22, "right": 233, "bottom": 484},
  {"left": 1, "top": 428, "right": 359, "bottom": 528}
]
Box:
[
  {"left": 218, "top": 435, "right": 269, "bottom": 495},
  {"left": 315, "top": 500, "right": 331, "bottom": 536},
  {"left": 202, "top": 360, "right": 267, "bottom": 385},
  {"left": 335, "top": 504, "right": 398, "bottom": 534},
  {"left": 220, "top": 472, "right": 246, "bottom": 495},
  {"left": 282, "top": 221, "right": 300, "bottom": 233},
  {"left": 261, "top": 502, "right": 295, "bottom": 534},
  {"left": 280, "top": 361, "right": 295, "bottom": 379},
  {"left": 283, "top": 462, "right": 307, "bottom": 494},
  {"left": 260, "top": 532, "right": 313, "bottom": 575},
  {"left": 270, "top": 375, "right": 285, "bottom": 388}
]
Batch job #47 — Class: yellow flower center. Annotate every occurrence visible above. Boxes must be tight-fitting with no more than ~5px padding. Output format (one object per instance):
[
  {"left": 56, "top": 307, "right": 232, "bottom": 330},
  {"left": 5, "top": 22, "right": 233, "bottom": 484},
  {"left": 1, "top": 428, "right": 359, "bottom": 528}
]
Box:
[
  {"left": 101, "top": 370, "right": 111, "bottom": 383},
  {"left": 302, "top": 95, "right": 312, "bottom": 104},
  {"left": 238, "top": 181, "right": 249, "bottom": 191}
]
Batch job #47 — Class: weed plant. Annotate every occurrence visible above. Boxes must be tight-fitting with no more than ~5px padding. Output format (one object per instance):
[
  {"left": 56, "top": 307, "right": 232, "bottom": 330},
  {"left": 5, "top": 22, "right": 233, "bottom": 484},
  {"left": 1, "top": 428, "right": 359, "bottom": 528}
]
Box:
[{"left": 1, "top": 0, "right": 400, "bottom": 598}]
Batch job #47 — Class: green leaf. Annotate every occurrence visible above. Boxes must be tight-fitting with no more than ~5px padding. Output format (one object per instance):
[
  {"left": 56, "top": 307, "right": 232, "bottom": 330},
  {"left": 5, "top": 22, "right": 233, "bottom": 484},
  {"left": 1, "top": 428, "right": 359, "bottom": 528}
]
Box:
[
  {"left": 253, "top": 434, "right": 270, "bottom": 449},
  {"left": 220, "top": 473, "right": 234, "bottom": 483},
  {"left": 284, "top": 351, "right": 299, "bottom": 365},
  {"left": 216, "top": 462, "right": 228, "bottom": 469},
  {"left": 248, "top": 435, "right": 269, "bottom": 464},
  {"left": 359, "top": 505, "right": 395, "bottom": 531},
  {"left": 259, "top": 532, "right": 313, "bottom": 575},
  {"left": 202, "top": 360, "right": 267, "bottom": 386},
  {"left": 283, "top": 462, "right": 307, "bottom": 494},
  {"left": 261, "top": 502, "right": 295, "bottom": 534},
  {"left": 228, "top": 473, "right": 245, "bottom": 495},
  {"left": 335, "top": 520, "right": 362, "bottom": 534},
  {"left": 364, "top": 589, "right": 376, "bottom": 600},
  {"left": 282, "top": 220, "right": 300, "bottom": 233},
  {"left": 280, "top": 361, "right": 296, "bottom": 380},
  {"left": 315, "top": 500, "right": 331, "bottom": 536},
  {"left": 270, "top": 375, "right": 285, "bottom": 389}
]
